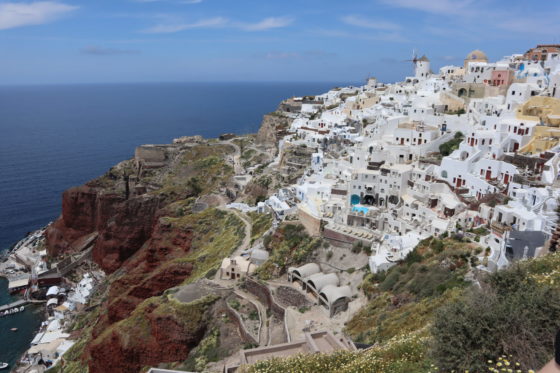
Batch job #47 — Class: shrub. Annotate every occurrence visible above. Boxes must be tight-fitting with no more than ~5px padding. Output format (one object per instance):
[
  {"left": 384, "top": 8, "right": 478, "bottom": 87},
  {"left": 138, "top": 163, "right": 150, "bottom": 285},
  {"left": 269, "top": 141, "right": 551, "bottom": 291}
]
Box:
[
  {"left": 229, "top": 299, "right": 240, "bottom": 311},
  {"left": 351, "top": 241, "right": 363, "bottom": 254},
  {"left": 248, "top": 311, "right": 259, "bottom": 321},
  {"left": 403, "top": 249, "right": 423, "bottom": 266},
  {"left": 431, "top": 264, "right": 560, "bottom": 372}
]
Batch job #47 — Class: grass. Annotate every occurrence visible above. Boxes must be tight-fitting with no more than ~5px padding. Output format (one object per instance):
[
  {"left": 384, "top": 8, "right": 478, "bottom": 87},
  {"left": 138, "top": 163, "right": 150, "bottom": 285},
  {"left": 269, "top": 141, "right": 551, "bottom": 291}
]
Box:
[
  {"left": 345, "top": 289, "right": 461, "bottom": 345},
  {"left": 255, "top": 224, "right": 322, "bottom": 280},
  {"left": 239, "top": 330, "right": 430, "bottom": 373},
  {"left": 439, "top": 131, "right": 464, "bottom": 156},
  {"left": 53, "top": 208, "right": 245, "bottom": 372},
  {"left": 156, "top": 144, "right": 235, "bottom": 198},
  {"left": 243, "top": 250, "right": 560, "bottom": 373},
  {"left": 247, "top": 211, "right": 273, "bottom": 244}
]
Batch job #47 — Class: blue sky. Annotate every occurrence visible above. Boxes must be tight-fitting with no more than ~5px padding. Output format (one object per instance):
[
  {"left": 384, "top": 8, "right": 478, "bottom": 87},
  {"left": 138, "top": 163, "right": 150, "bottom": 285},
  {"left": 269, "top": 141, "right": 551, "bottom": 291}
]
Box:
[{"left": 0, "top": 0, "right": 559, "bottom": 84}]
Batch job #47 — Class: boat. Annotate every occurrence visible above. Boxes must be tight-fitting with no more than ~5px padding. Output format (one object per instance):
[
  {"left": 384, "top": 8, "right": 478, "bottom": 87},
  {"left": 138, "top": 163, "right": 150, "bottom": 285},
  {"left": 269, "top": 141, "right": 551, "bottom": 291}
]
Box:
[
  {"left": 0, "top": 362, "right": 8, "bottom": 370},
  {"left": 10, "top": 328, "right": 17, "bottom": 332}
]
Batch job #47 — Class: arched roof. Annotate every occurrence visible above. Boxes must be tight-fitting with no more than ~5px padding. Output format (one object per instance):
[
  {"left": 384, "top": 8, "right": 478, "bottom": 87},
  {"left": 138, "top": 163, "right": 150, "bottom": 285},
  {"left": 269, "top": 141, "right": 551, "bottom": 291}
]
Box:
[
  {"left": 305, "top": 272, "right": 339, "bottom": 292},
  {"left": 319, "top": 285, "right": 352, "bottom": 307},
  {"left": 465, "top": 49, "right": 488, "bottom": 61},
  {"left": 288, "top": 263, "right": 321, "bottom": 278}
]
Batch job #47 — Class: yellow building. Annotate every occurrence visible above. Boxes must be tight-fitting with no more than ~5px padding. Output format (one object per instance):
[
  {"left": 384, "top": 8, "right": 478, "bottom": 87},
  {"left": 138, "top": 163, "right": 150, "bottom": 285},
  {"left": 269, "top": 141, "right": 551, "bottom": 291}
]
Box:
[{"left": 518, "top": 96, "right": 560, "bottom": 154}]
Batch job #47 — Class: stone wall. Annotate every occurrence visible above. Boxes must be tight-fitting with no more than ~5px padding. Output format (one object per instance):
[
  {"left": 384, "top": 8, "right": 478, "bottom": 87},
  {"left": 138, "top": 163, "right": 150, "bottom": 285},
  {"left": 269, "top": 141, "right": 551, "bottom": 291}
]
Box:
[
  {"left": 322, "top": 227, "right": 361, "bottom": 245},
  {"left": 135, "top": 145, "right": 166, "bottom": 163},
  {"left": 298, "top": 207, "right": 321, "bottom": 237},
  {"left": 224, "top": 301, "right": 258, "bottom": 345},
  {"left": 244, "top": 278, "right": 285, "bottom": 319}
]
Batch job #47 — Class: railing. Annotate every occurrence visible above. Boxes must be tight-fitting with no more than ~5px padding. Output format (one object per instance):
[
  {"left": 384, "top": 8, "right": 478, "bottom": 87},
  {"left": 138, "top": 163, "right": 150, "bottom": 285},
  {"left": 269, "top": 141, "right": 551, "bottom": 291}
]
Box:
[{"left": 491, "top": 221, "right": 512, "bottom": 235}]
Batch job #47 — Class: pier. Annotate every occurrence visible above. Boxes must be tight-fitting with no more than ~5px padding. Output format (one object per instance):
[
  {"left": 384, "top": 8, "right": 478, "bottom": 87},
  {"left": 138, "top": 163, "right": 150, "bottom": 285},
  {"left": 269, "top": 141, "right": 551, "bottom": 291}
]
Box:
[{"left": 0, "top": 299, "right": 27, "bottom": 313}]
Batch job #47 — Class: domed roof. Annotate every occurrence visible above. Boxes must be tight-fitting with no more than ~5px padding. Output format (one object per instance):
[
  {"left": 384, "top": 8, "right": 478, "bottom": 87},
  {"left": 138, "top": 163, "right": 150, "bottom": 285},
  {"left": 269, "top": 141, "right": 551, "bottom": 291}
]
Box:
[{"left": 465, "top": 49, "right": 488, "bottom": 61}]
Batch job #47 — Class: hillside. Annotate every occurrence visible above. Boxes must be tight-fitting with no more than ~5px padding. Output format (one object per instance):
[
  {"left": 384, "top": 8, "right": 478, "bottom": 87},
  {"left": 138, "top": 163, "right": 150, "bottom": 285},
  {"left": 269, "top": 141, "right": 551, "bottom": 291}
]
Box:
[{"left": 240, "top": 239, "right": 560, "bottom": 372}]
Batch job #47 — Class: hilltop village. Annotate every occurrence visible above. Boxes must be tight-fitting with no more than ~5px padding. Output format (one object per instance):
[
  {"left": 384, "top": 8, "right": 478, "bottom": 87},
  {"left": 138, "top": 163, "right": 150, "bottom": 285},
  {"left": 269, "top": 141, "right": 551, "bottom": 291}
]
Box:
[{"left": 4, "top": 44, "right": 560, "bottom": 373}]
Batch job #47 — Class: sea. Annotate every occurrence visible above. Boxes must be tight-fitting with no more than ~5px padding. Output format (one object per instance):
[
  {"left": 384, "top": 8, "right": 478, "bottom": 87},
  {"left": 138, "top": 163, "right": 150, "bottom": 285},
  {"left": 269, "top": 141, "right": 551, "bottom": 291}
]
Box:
[{"left": 0, "top": 81, "right": 347, "bottom": 368}]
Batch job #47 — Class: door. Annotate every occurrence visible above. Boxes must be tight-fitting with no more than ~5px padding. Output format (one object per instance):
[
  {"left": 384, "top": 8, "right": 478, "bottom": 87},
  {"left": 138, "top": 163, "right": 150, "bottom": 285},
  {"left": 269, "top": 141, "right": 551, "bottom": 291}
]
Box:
[{"left": 485, "top": 169, "right": 492, "bottom": 180}]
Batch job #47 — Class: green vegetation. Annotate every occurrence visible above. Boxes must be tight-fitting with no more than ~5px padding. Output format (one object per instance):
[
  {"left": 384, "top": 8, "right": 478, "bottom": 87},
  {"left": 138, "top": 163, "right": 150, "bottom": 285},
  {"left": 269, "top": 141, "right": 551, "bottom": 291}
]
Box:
[
  {"left": 361, "top": 237, "right": 473, "bottom": 301},
  {"left": 255, "top": 224, "right": 322, "bottom": 280},
  {"left": 161, "top": 208, "right": 245, "bottom": 282},
  {"left": 249, "top": 241, "right": 560, "bottom": 373},
  {"left": 247, "top": 211, "right": 273, "bottom": 244},
  {"left": 229, "top": 299, "right": 241, "bottom": 311},
  {"left": 444, "top": 108, "right": 466, "bottom": 115},
  {"left": 157, "top": 145, "right": 234, "bottom": 198},
  {"left": 432, "top": 256, "right": 560, "bottom": 372},
  {"left": 248, "top": 311, "right": 259, "bottom": 320},
  {"left": 240, "top": 331, "right": 430, "bottom": 373},
  {"left": 181, "top": 328, "right": 222, "bottom": 372},
  {"left": 469, "top": 226, "right": 489, "bottom": 236},
  {"left": 438, "top": 131, "right": 464, "bottom": 156}
]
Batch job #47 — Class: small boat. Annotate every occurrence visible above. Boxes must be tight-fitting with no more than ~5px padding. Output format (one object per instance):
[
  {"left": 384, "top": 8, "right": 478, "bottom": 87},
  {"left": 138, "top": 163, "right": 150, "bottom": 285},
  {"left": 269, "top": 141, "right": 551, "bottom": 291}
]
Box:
[
  {"left": 10, "top": 328, "right": 18, "bottom": 332},
  {"left": 0, "top": 362, "right": 8, "bottom": 370}
]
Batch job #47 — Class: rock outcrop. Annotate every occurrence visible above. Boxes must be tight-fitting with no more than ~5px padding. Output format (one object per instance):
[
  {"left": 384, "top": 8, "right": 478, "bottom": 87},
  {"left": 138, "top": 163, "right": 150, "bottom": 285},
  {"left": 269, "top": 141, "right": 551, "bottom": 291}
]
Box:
[
  {"left": 256, "top": 113, "right": 292, "bottom": 150},
  {"left": 46, "top": 185, "right": 162, "bottom": 272},
  {"left": 87, "top": 294, "right": 218, "bottom": 373}
]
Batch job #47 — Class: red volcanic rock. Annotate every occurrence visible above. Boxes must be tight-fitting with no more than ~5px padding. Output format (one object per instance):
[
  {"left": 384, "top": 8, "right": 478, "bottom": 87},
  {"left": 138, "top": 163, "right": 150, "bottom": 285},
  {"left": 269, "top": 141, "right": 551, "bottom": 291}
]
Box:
[
  {"left": 46, "top": 185, "right": 162, "bottom": 272},
  {"left": 92, "top": 194, "right": 162, "bottom": 273},
  {"left": 91, "top": 218, "right": 196, "bottom": 338},
  {"left": 87, "top": 300, "right": 208, "bottom": 373},
  {"left": 46, "top": 186, "right": 99, "bottom": 256}
]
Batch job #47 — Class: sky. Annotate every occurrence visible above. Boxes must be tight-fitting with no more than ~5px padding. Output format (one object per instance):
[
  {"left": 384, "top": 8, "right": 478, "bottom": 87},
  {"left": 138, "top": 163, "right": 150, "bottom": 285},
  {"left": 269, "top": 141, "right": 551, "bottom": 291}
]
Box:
[{"left": 0, "top": 0, "right": 559, "bottom": 84}]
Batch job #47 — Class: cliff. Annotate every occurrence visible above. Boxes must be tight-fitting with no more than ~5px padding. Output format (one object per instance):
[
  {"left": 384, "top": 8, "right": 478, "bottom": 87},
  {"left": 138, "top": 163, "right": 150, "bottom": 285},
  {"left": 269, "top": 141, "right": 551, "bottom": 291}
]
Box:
[
  {"left": 88, "top": 294, "right": 218, "bottom": 373},
  {"left": 44, "top": 139, "right": 250, "bottom": 372},
  {"left": 46, "top": 142, "right": 236, "bottom": 272},
  {"left": 46, "top": 185, "right": 162, "bottom": 272},
  {"left": 255, "top": 113, "right": 293, "bottom": 150}
]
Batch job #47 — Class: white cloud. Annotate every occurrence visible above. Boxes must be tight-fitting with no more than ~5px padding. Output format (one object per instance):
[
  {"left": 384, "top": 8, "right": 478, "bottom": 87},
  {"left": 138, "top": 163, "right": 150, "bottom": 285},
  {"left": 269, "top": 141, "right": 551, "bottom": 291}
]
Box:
[
  {"left": 341, "top": 15, "right": 400, "bottom": 31},
  {"left": 379, "top": 0, "right": 476, "bottom": 16},
  {"left": 81, "top": 46, "right": 141, "bottom": 55},
  {"left": 0, "top": 1, "right": 78, "bottom": 30},
  {"left": 133, "top": 0, "right": 203, "bottom": 3},
  {"left": 314, "top": 28, "right": 408, "bottom": 43},
  {"left": 261, "top": 50, "right": 336, "bottom": 60},
  {"left": 143, "top": 16, "right": 227, "bottom": 33},
  {"left": 143, "top": 16, "right": 293, "bottom": 34},
  {"left": 238, "top": 17, "right": 293, "bottom": 31}
]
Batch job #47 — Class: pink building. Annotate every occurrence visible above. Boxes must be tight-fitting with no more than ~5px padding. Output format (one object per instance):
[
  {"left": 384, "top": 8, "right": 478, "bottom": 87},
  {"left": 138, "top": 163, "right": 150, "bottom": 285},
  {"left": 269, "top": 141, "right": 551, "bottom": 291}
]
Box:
[{"left": 489, "top": 70, "right": 512, "bottom": 87}]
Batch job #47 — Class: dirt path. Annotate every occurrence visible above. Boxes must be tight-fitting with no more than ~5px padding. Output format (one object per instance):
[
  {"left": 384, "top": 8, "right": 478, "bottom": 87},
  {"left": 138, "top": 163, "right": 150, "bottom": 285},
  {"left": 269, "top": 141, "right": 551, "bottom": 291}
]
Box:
[
  {"left": 235, "top": 289, "right": 270, "bottom": 346},
  {"left": 220, "top": 207, "right": 252, "bottom": 256}
]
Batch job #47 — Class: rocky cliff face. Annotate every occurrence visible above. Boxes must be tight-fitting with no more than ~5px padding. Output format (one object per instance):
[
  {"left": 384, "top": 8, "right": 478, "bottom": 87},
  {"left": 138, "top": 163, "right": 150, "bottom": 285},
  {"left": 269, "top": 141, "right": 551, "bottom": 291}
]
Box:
[
  {"left": 46, "top": 185, "right": 162, "bottom": 272},
  {"left": 87, "top": 294, "right": 218, "bottom": 373},
  {"left": 46, "top": 140, "right": 248, "bottom": 372},
  {"left": 256, "top": 113, "right": 292, "bottom": 149}
]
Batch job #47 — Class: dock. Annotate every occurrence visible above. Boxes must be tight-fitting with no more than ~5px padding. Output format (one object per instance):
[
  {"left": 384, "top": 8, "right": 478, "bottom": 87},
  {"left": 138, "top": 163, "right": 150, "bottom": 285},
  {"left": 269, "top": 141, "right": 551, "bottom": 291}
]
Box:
[{"left": 0, "top": 299, "right": 27, "bottom": 313}]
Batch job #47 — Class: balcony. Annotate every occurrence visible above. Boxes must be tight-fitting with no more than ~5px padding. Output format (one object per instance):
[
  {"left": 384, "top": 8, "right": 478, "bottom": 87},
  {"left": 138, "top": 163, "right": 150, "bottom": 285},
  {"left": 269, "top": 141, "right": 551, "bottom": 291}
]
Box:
[{"left": 491, "top": 221, "right": 512, "bottom": 235}]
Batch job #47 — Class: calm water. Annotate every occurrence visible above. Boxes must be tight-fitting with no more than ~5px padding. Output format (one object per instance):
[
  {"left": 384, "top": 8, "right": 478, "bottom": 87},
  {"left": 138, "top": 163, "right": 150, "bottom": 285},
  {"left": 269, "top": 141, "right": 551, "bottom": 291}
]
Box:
[{"left": 0, "top": 81, "right": 344, "bottom": 367}]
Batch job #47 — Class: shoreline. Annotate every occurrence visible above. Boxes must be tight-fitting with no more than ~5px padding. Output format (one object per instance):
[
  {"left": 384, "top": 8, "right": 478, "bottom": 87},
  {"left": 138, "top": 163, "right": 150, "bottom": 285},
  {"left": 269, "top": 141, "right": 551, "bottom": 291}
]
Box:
[{"left": 0, "top": 228, "right": 102, "bottom": 372}]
